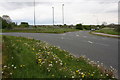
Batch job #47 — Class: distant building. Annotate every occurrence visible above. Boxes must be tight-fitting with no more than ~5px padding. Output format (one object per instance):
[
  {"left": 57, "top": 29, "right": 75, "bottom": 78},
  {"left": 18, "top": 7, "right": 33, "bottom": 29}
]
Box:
[{"left": 2, "top": 15, "right": 12, "bottom": 23}]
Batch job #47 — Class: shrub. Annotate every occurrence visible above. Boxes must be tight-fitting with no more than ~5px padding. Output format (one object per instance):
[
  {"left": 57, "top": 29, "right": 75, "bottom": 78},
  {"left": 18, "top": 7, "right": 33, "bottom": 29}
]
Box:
[
  {"left": 19, "top": 22, "right": 29, "bottom": 27},
  {"left": 114, "top": 25, "right": 120, "bottom": 32},
  {"left": 76, "top": 24, "right": 83, "bottom": 30}
]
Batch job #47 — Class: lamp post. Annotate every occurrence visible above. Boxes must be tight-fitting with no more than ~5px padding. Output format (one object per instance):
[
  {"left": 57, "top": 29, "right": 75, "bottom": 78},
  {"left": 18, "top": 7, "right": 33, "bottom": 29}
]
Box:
[
  {"left": 52, "top": 7, "right": 54, "bottom": 26},
  {"left": 34, "top": 0, "right": 36, "bottom": 27},
  {"left": 62, "top": 4, "right": 64, "bottom": 25}
]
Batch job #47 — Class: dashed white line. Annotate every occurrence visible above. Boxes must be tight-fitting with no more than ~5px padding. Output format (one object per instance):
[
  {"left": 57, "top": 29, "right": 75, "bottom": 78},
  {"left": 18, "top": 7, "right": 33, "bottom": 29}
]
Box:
[
  {"left": 76, "top": 35, "right": 79, "bottom": 37},
  {"left": 88, "top": 41, "right": 93, "bottom": 44}
]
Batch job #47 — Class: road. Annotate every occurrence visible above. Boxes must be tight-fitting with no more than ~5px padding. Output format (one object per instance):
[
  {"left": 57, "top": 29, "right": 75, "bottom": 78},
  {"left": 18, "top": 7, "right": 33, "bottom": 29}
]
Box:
[{"left": 2, "top": 31, "right": 119, "bottom": 71}]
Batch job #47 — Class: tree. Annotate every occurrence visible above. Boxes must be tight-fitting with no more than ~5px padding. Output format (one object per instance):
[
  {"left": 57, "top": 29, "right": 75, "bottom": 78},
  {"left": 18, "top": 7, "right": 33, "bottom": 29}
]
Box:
[
  {"left": 0, "top": 17, "right": 12, "bottom": 29},
  {"left": 76, "top": 23, "right": 83, "bottom": 30}
]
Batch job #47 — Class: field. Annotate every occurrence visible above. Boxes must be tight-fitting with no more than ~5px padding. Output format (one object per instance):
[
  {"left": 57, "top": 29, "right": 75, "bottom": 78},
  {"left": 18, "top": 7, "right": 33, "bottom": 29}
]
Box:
[
  {"left": 2, "top": 36, "right": 116, "bottom": 79},
  {"left": 94, "top": 27, "right": 120, "bottom": 35},
  {"left": 2, "top": 27, "right": 79, "bottom": 33}
]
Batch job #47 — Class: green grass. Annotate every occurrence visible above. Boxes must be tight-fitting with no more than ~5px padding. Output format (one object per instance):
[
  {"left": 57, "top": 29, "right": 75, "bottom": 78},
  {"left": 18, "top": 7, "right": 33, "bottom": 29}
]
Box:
[
  {"left": 2, "top": 36, "right": 116, "bottom": 79},
  {"left": 94, "top": 27, "right": 120, "bottom": 35},
  {"left": 2, "top": 27, "right": 79, "bottom": 33}
]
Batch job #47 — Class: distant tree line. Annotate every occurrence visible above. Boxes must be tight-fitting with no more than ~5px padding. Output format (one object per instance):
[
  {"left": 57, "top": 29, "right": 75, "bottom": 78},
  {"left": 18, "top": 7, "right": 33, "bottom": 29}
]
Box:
[
  {"left": 75, "top": 23, "right": 120, "bottom": 32},
  {"left": 0, "top": 16, "right": 29, "bottom": 29}
]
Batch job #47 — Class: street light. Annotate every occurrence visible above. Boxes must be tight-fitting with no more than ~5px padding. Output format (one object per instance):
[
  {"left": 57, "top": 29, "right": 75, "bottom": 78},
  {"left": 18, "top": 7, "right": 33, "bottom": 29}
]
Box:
[
  {"left": 34, "top": 0, "right": 36, "bottom": 27},
  {"left": 62, "top": 4, "right": 64, "bottom": 25},
  {"left": 52, "top": 7, "right": 54, "bottom": 26}
]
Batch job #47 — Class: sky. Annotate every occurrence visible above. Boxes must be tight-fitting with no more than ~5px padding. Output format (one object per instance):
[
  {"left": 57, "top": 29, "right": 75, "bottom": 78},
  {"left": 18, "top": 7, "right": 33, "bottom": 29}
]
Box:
[{"left": 0, "top": 0, "right": 119, "bottom": 25}]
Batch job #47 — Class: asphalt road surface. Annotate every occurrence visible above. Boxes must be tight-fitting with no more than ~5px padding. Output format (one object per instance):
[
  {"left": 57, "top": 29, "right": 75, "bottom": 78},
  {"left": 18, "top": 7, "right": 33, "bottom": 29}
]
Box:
[{"left": 3, "top": 31, "right": 119, "bottom": 71}]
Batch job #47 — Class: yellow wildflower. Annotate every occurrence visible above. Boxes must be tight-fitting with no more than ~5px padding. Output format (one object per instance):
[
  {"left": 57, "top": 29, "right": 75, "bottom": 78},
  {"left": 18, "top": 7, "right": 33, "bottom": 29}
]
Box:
[
  {"left": 76, "top": 70, "right": 79, "bottom": 73},
  {"left": 91, "top": 74, "right": 94, "bottom": 76},
  {"left": 82, "top": 74, "right": 85, "bottom": 78}
]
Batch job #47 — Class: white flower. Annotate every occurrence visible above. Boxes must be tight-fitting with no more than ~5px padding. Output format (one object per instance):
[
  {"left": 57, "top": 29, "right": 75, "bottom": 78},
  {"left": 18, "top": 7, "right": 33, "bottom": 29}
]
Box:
[
  {"left": 11, "top": 65, "right": 14, "bottom": 67},
  {"left": 72, "top": 76, "right": 74, "bottom": 78},
  {"left": 60, "top": 63, "right": 63, "bottom": 65},
  {"left": 11, "top": 57, "right": 14, "bottom": 59},
  {"left": 48, "top": 69, "right": 51, "bottom": 72},
  {"left": 14, "top": 67, "right": 17, "bottom": 69},
  {"left": 10, "top": 73, "right": 12, "bottom": 75},
  {"left": 4, "top": 65, "right": 7, "bottom": 68},
  {"left": 56, "top": 61, "right": 58, "bottom": 63},
  {"left": 49, "top": 64, "right": 53, "bottom": 67},
  {"left": 81, "top": 72, "right": 83, "bottom": 75},
  {"left": 97, "top": 65, "right": 100, "bottom": 67},
  {"left": 106, "top": 74, "right": 109, "bottom": 76}
]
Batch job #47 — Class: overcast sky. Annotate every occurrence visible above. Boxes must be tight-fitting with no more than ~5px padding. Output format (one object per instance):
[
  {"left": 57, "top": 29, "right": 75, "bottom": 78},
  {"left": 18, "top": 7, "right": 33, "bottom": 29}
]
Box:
[{"left": 0, "top": 0, "right": 119, "bottom": 25}]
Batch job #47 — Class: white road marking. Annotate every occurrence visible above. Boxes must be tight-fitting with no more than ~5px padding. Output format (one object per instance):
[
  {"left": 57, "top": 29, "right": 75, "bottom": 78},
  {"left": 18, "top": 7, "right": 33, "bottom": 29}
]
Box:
[{"left": 88, "top": 41, "right": 93, "bottom": 44}]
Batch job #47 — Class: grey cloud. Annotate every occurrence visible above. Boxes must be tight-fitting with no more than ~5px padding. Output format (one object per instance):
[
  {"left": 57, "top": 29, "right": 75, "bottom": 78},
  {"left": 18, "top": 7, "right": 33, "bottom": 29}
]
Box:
[
  {"left": 106, "top": 9, "right": 118, "bottom": 13},
  {"left": 0, "top": 2, "right": 51, "bottom": 10}
]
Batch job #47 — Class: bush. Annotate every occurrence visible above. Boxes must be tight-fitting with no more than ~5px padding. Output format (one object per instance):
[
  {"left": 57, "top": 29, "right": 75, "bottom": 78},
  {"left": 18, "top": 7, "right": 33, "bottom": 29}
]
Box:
[
  {"left": 19, "top": 22, "right": 29, "bottom": 27},
  {"left": 114, "top": 25, "right": 120, "bottom": 32},
  {"left": 76, "top": 24, "right": 83, "bottom": 30},
  {"left": 83, "top": 25, "right": 91, "bottom": 30}
]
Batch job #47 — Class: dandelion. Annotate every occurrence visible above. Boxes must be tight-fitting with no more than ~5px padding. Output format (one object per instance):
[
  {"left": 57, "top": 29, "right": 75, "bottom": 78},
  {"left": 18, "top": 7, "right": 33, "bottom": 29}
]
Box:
[
  {"left": 82, "top": 74, "right": 85, "bottom": 78},
  {"left": 32, "top": 48, "right": 35, "bottom": 50},
  {"left": 76, "top": 70, "right": 79, "bottom": 73},
  {"left": 91, "top": 74, "right": 94, "bottom": 77}
]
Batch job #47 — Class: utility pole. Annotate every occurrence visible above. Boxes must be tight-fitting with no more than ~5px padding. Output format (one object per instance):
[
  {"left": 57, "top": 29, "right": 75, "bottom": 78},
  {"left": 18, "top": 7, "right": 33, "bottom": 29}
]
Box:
[
  {"left": 34, "top": 0, "right": 36, "bottom": 27},
  {"left": 62, "top": 4, "right": 64, "bottom": 25},
  {"left": 118, "top": 1, "right": 120, "bottom": 25},
  {"left": 52, "top": 7, "right": 54, "bottom": 26}
]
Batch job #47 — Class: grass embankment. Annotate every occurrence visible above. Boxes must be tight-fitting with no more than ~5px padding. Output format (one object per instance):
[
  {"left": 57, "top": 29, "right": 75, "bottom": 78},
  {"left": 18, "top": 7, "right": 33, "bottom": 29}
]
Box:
[
  {"left": 94, "top": 28, "right": 120, "bottom": 35},
  {"left": 2, "top": 36, "right": 116, "bottom": 79},
  {"left": 2, "top": 27, "right": 79, "bottom": 33}
]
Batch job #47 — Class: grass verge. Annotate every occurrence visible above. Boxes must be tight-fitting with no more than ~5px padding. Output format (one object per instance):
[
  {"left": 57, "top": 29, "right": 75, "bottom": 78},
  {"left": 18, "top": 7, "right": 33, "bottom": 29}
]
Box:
[
  {"left": 2, "top": 36, "right": 116, "bottom": 79},
  {"left": 94, "top": 28, "right": 120, "bottom": 35},
  {"left": 90, "top": 32, "right": 120, "bottom": 39},
  {"left": 2, "top": 28, "right": 79, "bottom": 34}
]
